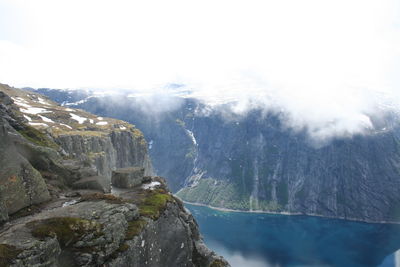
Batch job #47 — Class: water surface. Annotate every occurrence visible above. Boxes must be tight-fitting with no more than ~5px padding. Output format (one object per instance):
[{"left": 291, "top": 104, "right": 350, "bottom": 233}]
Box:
[{"left": 185, "top": 204, "right": 400, "bottom": 267}]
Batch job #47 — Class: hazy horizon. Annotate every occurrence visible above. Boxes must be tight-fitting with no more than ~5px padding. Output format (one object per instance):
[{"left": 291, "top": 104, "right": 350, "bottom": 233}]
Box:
[{"left": 1, "top": 0, "right": 400, "bottom": 140}]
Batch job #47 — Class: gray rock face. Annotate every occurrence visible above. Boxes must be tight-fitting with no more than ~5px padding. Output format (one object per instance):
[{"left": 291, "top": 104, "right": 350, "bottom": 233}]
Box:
[
  {"left": 0, "top": 188, "right": 228, "bottom": 267},
  {"left": 55, "top": 131, "right": 153, "bottom": 183},
  {"left": 110, "top": 131, "right": 153, "bottom": 172},
  {"left": 0, "top": 94, "right": 51, "bottom": 222},
  {"left": 55, "top": 134, "right": 117, "bottom": 178},
  {"left": 0, "top": 200, "right": 138, "bottom": 266},
  {"left": 3, "top": 234, "right": 61, "bottom": 267},
  {"left": 111, "top": 167, "right": 145, "bottom": 189},
  {"left": 106, "top": 200, "right": 222, "bottom": 267},
  {"left": 0, "top": 86, "right": 114, "bottom": 220}
]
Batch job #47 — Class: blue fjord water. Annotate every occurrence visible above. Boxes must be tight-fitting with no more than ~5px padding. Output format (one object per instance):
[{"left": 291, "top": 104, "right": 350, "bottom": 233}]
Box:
[{"left": 185, "top": 204, "right": 400, "bottom": 267}]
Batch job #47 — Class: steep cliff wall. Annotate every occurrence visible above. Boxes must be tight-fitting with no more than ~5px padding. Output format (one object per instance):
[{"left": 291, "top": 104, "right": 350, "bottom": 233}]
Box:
[
  {"left": 37, "top": 89, "right": 400, "bottom": 223},
  {"left": 177, "top": 110, "right": 400, "bottom": 223},
  {"left": 54, "top": 127, "right": 153, "bottom": 180}
]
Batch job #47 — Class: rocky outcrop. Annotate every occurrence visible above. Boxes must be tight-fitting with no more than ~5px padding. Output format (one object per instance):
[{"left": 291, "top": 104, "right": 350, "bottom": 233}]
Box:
[
  {"left": 55, "top": 130, "right": 153, "bottom": 182},
  {"left": 0, "top": 85, "right": 111, "bottom": 220},
  {"left": 0, "top": 178, "right": 228, "bottom": 267},
  {"left": 0, "top": 84, "right": 153, "bottom": 195},
  {"left": 0, "top": 91, "right": 51, "bottom": 222},
  {"left": 0, "top": 84, "right": 228, "bottom": 266}
]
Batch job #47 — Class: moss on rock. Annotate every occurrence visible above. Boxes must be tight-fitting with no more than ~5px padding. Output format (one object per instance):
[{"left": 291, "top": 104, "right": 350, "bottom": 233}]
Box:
[
  {"left": 139, "top": 189, "right": 173, "bottom": 220},
  {"left": 17, "top": 125, "right": 59, "bottom": 149},
  {"left": 27, "top": 217, "right": 102, "bottom": 248},
  {"left": 0, "top": 244, "right": 21, "bottom": 267},
  {"left": 210, "top": 259, "right": 228, "bottom": 267},
  {"left": 117, "top": 243, "right": 130, "bottom": 252},
  {"left": 125, "top": 219, "right": 147, "bottom": 240},
  {"left": 108, "top": 242, "right": 130, "bottom": 260}
]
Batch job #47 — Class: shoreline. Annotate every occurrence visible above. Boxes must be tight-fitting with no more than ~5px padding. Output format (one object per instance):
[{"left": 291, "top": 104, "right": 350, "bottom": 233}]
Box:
[{"left": 179, "top": 199, "right": 400, "bottom": 225}]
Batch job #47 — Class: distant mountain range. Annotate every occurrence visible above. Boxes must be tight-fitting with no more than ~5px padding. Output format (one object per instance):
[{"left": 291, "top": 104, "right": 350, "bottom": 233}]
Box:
[{"left": 34, "top": 87, "right": 400, "bottom": 223}]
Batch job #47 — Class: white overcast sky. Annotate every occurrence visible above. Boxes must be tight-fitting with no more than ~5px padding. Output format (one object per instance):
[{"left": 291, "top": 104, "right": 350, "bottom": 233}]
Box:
[{"left": 1, "top": 0, "right": 400, "bottom": 139}]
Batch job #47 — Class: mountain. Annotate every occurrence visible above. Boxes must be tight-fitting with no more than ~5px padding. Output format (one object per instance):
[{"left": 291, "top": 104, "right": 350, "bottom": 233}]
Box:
[
  {"left": 0, "top": 84, "right": 228, "bottom": 267},
  {"left": 33, "top": 87, "right": 400, "bottom": 224}
]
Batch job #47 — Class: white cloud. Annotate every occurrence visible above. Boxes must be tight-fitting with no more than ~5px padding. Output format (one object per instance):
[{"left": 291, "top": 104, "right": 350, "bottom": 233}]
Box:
[
  {"left": 206, "top": 239, "right": 273, "bottom": 267},
  {"left": 0, "top": 0, "right": 399, "bottom": 140}
]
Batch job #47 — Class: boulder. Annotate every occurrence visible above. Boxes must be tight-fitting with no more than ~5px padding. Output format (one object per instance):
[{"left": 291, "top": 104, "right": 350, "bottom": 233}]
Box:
[
  {"left": 111, "top": 167, "right": 144, "bottom": 188},
  {"left": 0, "top": 119, "right": 51, "bottom": 221},
  {"left": 0, "top": 91, "right": 13, "bottom": 105},
  {"left": 0, "top": 159, "right": 51, "bottom": 216}
]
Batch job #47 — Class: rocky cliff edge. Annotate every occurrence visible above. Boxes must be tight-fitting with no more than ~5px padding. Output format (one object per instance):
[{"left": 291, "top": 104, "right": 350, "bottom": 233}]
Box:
[{"left": 0, "top": 84, "right": 229, "bottom": 267}]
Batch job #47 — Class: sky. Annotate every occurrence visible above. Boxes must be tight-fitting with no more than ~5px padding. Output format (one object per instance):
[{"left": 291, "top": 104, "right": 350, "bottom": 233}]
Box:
[{"left": 0, "top": 0, "right": 400, "bottom": 139}]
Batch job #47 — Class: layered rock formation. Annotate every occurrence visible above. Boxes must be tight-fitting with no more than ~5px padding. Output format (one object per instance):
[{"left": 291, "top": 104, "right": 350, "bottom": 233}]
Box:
[{"left": 0, "top": 84, "right": 228, "bottom": 267}]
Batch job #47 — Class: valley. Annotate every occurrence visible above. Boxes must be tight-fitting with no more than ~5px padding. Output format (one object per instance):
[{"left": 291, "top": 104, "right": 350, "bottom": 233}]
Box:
[{"left": 35, "top": 87, "right": 400, "bottom": 223}]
